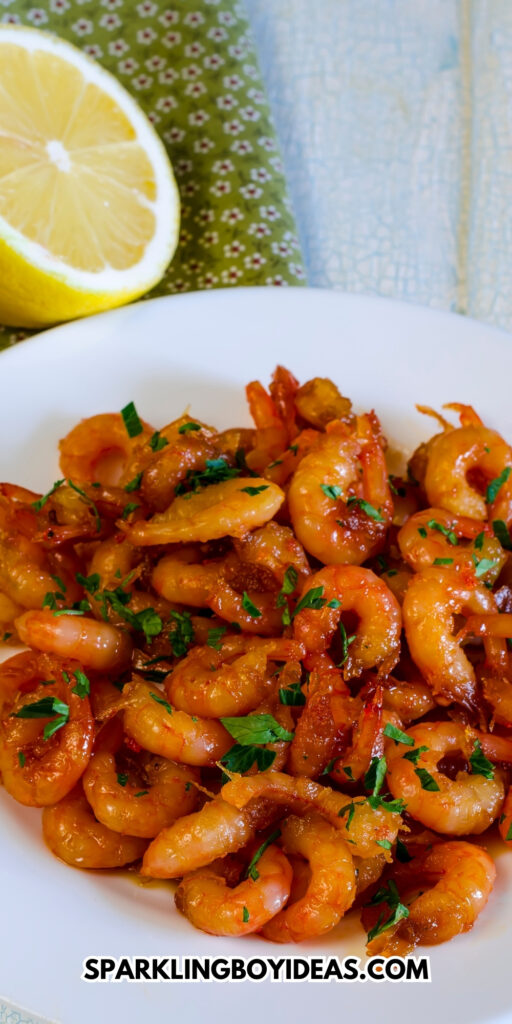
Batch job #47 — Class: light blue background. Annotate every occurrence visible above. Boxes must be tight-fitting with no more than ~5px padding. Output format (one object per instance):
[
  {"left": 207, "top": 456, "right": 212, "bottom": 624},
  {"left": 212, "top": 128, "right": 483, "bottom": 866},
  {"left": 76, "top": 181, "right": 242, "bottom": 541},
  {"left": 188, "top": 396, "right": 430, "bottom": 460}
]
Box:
[{"left": 246, "top": 0, "right": 512, "bottom": 330}]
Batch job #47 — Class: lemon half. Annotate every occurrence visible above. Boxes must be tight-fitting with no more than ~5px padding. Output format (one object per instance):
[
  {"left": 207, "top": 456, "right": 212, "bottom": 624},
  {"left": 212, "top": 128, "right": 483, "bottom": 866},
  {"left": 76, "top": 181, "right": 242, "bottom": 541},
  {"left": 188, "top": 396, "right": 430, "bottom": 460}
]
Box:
[{"left": 0, "top": 26, "right": 180, "bottom": 327}]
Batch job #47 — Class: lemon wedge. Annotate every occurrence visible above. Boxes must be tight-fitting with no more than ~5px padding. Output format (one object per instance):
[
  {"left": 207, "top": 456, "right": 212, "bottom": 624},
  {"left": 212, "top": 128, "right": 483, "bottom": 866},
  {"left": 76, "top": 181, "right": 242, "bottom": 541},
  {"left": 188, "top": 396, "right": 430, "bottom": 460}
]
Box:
[{"left": 0, "top": 26, "right": 180, "bottom": 327}]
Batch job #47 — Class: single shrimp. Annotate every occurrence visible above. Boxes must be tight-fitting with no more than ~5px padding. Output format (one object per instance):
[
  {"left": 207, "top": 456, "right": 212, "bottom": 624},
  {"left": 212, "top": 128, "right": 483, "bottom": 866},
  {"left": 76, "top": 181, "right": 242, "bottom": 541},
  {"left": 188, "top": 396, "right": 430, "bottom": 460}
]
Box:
[
  {"left": 59, "top": 412, "right": 154, "bottom": 486},
  {"left": 122, "top": 417, "right": 220, "bottom": 512},
  {"left": 234, "top": 521, "right": 311, "bottom": 587},
  {"left": 245, "top": 375, "right": 290, "bottom": 473},
  {"left": 402, "top": 567, "right": 502, "bottom": 707},
  {"left": 293, "top": 566, "right": 402, "bottom": 678},
  {"left": 82, "top": 750, "right": 199, "bottom": 838},
  {"left": 288, "top": 418, "right": 392, "bottom": 565},
  {"left": 141, "top": 796, "right": 276, "bottom": 878},
  {"left": 0, "top": 653, "right": 94, "bottom": 806},
  {"left": 221, "top": 772, "right": 402, "bottom": 859},
  {"left": 398, "top": 508, "right": 504, "bottom": 581},
  {"left": 0, "top": 502, "right": 58, "bottom": 609},
  {"left": 424, "top": 425, "right": 512, "bottom": 521},
  {"left": 123, "top": 678, "right": 231, "bottom": 766},
  {"left": 15, "top": 609, "right": 132, "bottom": 672},
  {"left": 166, "top": 637, "right": 304, "bottom": 718},
  {"left": 42, "top": 786, "right": 147, "bottom": 868},
  {"left": 175, "top": 843, "right": 292, "bottom": 936},
  {"left": 363, "top": 842, "right": 496, "bottom": 955},
  {"left": 385, "top": 721, "right": 504, "bottom": 834},
  {"left": 88, "top": 534, "right": 135, "bottom": 592},
  {"left": 287, "top": 686, "right": 355, "bottom": 778},
  {"left": 261, "top": 814, "right": 356, "bottom": 942},
  {"left": 209, "top": 552, "right": 284, "bottom": 635},
  {"left": 126, "top": 477, "right": 285, "bottom": 546}
]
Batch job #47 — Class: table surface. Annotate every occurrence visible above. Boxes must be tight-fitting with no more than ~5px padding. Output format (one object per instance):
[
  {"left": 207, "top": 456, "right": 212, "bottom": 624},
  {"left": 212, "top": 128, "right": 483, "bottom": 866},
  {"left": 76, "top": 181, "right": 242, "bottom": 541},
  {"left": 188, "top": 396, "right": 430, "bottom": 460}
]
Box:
[{"left": 246, "top": 0, "right": 512, "bottom": 333}]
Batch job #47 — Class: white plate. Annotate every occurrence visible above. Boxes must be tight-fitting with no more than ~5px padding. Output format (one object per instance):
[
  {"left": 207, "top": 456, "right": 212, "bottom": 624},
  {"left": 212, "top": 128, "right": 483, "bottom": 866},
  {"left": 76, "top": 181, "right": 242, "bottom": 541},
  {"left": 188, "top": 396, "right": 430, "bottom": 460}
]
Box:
[{"left": 1, "top": 288, "right": 511, "bottom": 1024}]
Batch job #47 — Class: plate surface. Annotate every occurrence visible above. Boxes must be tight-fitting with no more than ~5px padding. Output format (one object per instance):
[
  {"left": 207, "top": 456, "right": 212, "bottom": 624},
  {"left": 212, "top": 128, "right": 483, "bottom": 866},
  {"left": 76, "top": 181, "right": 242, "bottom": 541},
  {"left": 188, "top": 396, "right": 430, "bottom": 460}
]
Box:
[{"left": 1, "top": 287, "right": 511, "bottom": 1024}]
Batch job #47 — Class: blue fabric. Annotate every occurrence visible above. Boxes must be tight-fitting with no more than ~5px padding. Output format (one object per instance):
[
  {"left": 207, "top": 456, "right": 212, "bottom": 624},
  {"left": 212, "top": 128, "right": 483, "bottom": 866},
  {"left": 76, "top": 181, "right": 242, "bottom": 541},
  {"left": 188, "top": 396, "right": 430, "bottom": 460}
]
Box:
[{"left": 245, "top": 0, "right": 512, "bottom": 331}]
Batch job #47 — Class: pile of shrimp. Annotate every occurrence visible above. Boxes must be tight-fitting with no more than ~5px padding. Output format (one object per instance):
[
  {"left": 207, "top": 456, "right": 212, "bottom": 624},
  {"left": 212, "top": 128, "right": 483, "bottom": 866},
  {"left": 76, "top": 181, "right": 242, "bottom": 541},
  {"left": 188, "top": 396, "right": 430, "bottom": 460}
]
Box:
[{"left": 2, "top": 369, "right": 512, "bottom": 954}]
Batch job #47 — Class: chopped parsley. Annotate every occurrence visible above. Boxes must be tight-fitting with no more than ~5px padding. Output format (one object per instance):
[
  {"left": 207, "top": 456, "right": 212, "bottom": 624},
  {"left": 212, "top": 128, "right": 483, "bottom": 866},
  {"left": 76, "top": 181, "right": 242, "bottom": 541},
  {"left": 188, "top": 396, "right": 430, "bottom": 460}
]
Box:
[
  {"left": 239, "top": 485, "right": 269, "bottom": 496},
  {"left": 220, "top": 744, "right": 276, "bottom": 775},
  {"left": 220, "top": 714, "right": 294, "bottom": 746},
  {"left": 178, "top": 422, "right": 201, "bottom": 434},
  {"left": 346, "top": 497, "right": 385, "bottom": 522},
  {"left": 493, "top": 519, "right": 512, "bottom": 550},
  {"left": 117, "top": 773, "right": 129, "bottom": 787},
  {"left": 433, "top": 557, "right": 453, "bottom": 566},
  {"left": 474, "top": 531, "right": 484, "bottom": 551},
  {"left": 71, "top": 668, "right": 90, "bottom": 699},
  {"left": 365, "top": 880, "right": 409, "bottom": 942},
  {"left": 134, "top": 791, "right": 149, "bottom": 798},
  {"left": 241, "top": 592, "right": 261, "bottom": 618},
  {"left": 122, "top": 502, "right": 140, "bottom": 520},
  {"left": 486, "top": 466, "right": 511, "bottom": 505},
  {"left": 403, "top": 745, "right": 429, "bottom": 765},
  {"left": 245, "top": 828, "right": 282, "bottom": 881},
  {"left": 414, "top": 767, "right": 440, "bottom": 791},
  {"left": 12, "top": 696, "right": 69, "bottom": 741},
  {"left": 395, "top": 838, "right": 412, "bottom": 863},
  {"left": 417, "top": 527, "right": 427, "bottom": 538},
  {"left": 124, "top": 472, "right": 143, "bottom": 493},
  {"left": 472, "top": 555, "right": 498, "bottom": 578},
  {"left": 121, "top": 401, "right": 144, "bottom": 438},
  {"left": 292, "top": 586, "right": 326, "bottom": 617},
  {"left": 279, "top": 681, "right": 306, "bottom": 706},
  {"left": 31, "top": 479, "right": 64, "bottom": 512},
  {"left": 338, "top": 621, "right": 356, "bottom": 666},
  {"left": 2, "top": 632, "right": 12, "bottom": 643},
  {"left": 148, "top": 431, "right": 169, "bottom": 452},
  {"left": 18, "top": 751, "right": 26, "bottom": 768},
  {"left": 383, "top": 723, "right": 414, "bottom": 746},
  {"left": 320, "top": 484, "right": 343, "bottom": 500},
  {"left": 168, "top": 609, "right": 195, "bottom": 657},
  {"left": 469, "top": 739, "right": 495, "bottom": 780},
  {"left": 427, "top": 519, "right": 458, "bottom": 545},
  {"left": 206, "top": 626, "right": 227, "bottom": 651},
  {"left": 276, "top": 565, "right": 298, "bottom": 626},
  {"left": 149, "top": 692, "right": 174, "bottom": 715},
  {"left": 376, "top": 839, "right": 392, "bottom": 851},
  {"left": 242, "top": 907, "right": 250, "bottom": 924},
  {"left": 76, "top": 572, "right": 101, "bottom": 595},
  {"left": 175, "top": 458, "right": 240, "bottom": 495}
]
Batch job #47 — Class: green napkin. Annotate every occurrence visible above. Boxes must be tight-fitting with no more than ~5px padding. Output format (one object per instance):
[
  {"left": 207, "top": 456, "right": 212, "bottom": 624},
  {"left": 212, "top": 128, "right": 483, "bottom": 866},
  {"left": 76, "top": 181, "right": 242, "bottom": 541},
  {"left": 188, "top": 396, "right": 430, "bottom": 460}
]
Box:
[{"left": 0, "top": 0, "right": 305, "bottom": 350}]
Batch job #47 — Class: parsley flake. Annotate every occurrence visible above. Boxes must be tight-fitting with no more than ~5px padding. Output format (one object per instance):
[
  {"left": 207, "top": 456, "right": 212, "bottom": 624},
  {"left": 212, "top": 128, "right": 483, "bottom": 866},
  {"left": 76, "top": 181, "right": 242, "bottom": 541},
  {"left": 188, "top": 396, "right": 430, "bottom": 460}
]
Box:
[
  {"left": 31, "top": 479, "right": 65, "bottom": 512},
  {"left": 121, "top": 401, "right": 144, "bottom": 438},
  {"left": 245, "top": 828, "right": 282, "bottom": 881},
  {"left": 220, "top": 714, "right": 294, "bottom": 746},
  {"left": 241, "top": 592, "right": 261, "bottom": 618},
  {"left": 487, "top": 467, "right": 512, "bottom": 505},
  {"left": 207, "top": 626, "right": 227, "bottom": 651},
  {"left": 12, "top": 696, "right": 69, "bottom": 741},
  {"left": 383, "top": 723, "right": 414, "bottom": 746},
  {"left": 124, "top": 472, "right": 143, "bottom": 493},
  {"left": 178, "top": 422, "right": 201, "bottom": 434},
  {"left": 240, "top": 485, "right": 269, "bottom": 496},
  {"left": 469, "top": 739, "right": 495, "bottom": 780},
  {"left": 433, "top": 557, "right": 453, "bottom": 566},
  {"left": 365, "top": 880, "right": 409, "bottom": 942},
  {"left": 415, "top": 767, "right": 440, "bottom": 791},
  {"left": 149, "top": 431, "right": 169, "bottom": 452},
  {"left": 71, "top": 668, "right": 90, "bottom": 699},
  {"left": 346, "top": 497, "right": 385, "bottom": 522},
  {"left": 292, "top": 586, "right": 326, "bottom": 617},
  {"left": 117, "top": 773, "right": 129, "bottom": 787},
  {"left": 278, "top": 682, "right": 306, "bottom": 706},
  {"left": 149, "top": 692, "right": 173, "bottom": 715},
  {"left": 320, "top": 484, "right": 343, "bottom": 500},
  {"left": 427, "top": 519, "right": 458, "bottom": 545}
]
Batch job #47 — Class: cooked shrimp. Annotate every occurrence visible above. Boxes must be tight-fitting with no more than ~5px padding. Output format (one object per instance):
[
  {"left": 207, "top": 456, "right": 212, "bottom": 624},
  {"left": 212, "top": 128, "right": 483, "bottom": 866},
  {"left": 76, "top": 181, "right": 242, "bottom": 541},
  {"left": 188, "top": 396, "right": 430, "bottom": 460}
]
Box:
[
  {"left": 402, "top": 567, "right": 502, "bottom": 707},
  {"left": 0, "top": 509, "right": 57, "bottom": 610},
  {"left": 363, "top": 842, "right": 496, "bottom": 955},
  {"left": 123, "top": 678, "right": 231, "bottom": 766},
  {"left": 176, "top": 843, "right": 292, "bottom": 936},
  {"left": 15, "top": 609, "right": 132, "bottom": 671},
  {"left": 221, "top": 772, "right": 401, "bottom": 859},
  {"left": 82, "top": 751, "right": 199, "bottom": 837},
  {"left": 152, "top": 554, "right": 220, "bottom": 608},
  {"left": 235, "top": 522, "right": 310, "bottom": 587},
  {"left": 142, "top": 798, "right": 260, "bottom": 878},
  {"left": 0, "top": 653, "right": 94, "bottom": 806},
  {"left": 127, "top": 477, "right": 284, "bottom": 546},
  {"left": 43, "top": 786, "right": 147, "bottom": 868},
  {"left": 424, "top": 425, "right": 512, "bottom": 521},
  {"left": 398, "top": 508, "right": 504, "bottom": 581},
  {"left": 294, "top": 377, "right": 354, "bottom": 431},
  {"left": 122, "top": 417, "right": 220, "bottom": 512},
  {"left": 88, "top": 535, "right": 135, "bottom": 592},
  {"left": 386, "top": 722, "right": 504, "bottom": 834},
  {"left": 288, "top": 419, "right": 392, "bottom": 565},
  {"left": 293, "top": 566, "right": 402, "bottom": 677},
  {"left": 354, "top": 853, "right": 386, "bottom": 896},
  {"left": 261, "top": 814, "right": 356, "bottom": 942},
  {"left": 209, "top": 553, "right": 283, "bottom": 635},
  {"left": 166, "top": 637, "right": 304, "bottom": 718},
  {"left": 59, "top": 412, "right": 153, "bottom": 486},
  {"left": 287, "top": 686, "right": 355, "bottom": 778}
]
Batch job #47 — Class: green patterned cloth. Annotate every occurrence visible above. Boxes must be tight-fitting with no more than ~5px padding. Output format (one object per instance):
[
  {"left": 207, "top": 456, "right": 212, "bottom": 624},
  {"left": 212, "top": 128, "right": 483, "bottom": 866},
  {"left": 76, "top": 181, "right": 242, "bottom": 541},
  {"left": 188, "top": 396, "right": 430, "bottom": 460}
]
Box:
[{"left": 0, "top": 0, "right": 305, "bottom": 349}]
